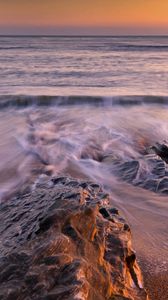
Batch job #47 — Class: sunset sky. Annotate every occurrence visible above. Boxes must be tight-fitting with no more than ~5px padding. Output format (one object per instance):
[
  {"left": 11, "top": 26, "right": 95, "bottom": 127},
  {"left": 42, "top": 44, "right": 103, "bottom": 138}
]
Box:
[{"left": 0, "top": 0, "right": 168, "bottom": 35}]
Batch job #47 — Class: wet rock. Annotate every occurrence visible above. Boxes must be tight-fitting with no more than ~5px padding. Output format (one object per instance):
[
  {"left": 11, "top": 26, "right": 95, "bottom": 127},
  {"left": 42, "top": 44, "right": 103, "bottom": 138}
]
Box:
[
  {"left": 151, "top": 160, "right": 166, "bottom": 178},
  {"left": 141, "top": 179, "right": 158, "bottom": 192},
  {"left": 151, "top": 142, "right": 168, "bottom": 164},
  {"left": 157, "top": 177, "right": 168, "bottom": 194},
  {"left": 104, "top": 150, "right": 168, "bottom": 195},
  {"left": 107, "top": 159, "right": 140, "bottom": 185},
  {"left": 118, "top": 160, "right": 140, "bottom": 183},
  {"left": 0, "top": 177, "right": 148, "bottom": 300}
]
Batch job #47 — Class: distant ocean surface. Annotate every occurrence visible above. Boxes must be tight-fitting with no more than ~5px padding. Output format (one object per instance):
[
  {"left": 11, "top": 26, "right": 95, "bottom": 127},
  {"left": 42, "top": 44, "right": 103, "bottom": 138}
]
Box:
[{"left": 0, "top": 35, "right": 168, "bottom": 96}]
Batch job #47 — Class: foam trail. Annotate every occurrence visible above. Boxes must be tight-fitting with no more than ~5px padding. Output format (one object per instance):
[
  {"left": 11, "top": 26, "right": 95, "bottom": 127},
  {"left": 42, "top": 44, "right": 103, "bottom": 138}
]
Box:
[{"left": 0, "top": 100, "right": 168, "bottom": 272}]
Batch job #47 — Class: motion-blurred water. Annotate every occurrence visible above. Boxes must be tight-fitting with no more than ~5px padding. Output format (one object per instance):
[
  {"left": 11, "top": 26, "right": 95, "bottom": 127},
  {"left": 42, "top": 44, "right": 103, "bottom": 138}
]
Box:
[{"left": 0, "top": 36, "right": 168, "bottom": 280}]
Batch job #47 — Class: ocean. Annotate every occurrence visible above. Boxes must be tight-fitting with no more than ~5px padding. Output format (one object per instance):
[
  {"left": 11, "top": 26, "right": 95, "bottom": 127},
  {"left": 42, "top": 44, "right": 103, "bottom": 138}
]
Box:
[
  {"left": 0, "top": 35, "right": 168, "bottom": 96},
  {"left": 0, "top": 36, "right": 168, "bottom": 298}
]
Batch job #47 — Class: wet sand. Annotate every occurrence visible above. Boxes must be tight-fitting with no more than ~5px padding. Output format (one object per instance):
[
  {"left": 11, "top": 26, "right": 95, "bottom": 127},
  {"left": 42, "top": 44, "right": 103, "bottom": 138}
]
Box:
[
  {"left": 139, "top": 259, "right": 168, "bottom": 300},
  {"left": 108, "top": 182, "right": 168, "bottom": 300},
  {"left": 131, "top": 228, "right": 168, "bottom": 300}
]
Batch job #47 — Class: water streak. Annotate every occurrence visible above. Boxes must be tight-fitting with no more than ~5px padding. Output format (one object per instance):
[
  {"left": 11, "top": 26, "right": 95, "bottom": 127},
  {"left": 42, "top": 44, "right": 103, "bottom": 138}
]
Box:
[{"left": 0, "top": 101, "right": 168, "bottom": 270}]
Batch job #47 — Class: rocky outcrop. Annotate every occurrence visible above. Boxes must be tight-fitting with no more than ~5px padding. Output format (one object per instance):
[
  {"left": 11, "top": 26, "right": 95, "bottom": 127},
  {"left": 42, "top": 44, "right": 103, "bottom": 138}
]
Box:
[
  {"left": 0, "top": 177, "right": 148, "bottom": 300},
  {"left": 102, "top": 151, "right": 168, "bottom": 195}
]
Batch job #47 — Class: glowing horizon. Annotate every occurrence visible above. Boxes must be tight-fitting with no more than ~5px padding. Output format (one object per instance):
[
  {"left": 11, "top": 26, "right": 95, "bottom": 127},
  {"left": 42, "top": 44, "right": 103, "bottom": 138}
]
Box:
[{"left": 0, "top": 0, "right": 168, "bottom": 35}]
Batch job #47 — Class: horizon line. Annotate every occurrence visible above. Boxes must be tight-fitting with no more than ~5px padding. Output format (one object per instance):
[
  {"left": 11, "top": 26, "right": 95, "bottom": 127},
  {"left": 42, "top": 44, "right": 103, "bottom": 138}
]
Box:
[{"left": 0, "top": 34, "right": 168, "bottom": 37}]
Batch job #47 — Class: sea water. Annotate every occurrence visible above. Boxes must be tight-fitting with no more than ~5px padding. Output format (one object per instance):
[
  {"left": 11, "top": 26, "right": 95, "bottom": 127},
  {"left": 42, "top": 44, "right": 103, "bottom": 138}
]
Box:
[
  {"left": 0, "top": 36, "right": 168, "bottom": 283},
  {"left": 0, "top": 35, "right": 168, "bottom": 96}
]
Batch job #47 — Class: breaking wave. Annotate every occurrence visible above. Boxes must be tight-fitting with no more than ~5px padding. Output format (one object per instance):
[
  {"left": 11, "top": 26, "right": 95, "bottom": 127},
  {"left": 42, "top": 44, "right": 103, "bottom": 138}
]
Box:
[{"left": 0, "top": 95, "right": 168, "bottom": 109}]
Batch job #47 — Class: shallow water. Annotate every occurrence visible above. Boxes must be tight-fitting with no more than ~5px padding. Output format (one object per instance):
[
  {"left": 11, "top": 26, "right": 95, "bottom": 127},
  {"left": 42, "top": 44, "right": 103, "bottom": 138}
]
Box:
[{"left": 0, "top": 100, "right": 168, "bottom": 274}]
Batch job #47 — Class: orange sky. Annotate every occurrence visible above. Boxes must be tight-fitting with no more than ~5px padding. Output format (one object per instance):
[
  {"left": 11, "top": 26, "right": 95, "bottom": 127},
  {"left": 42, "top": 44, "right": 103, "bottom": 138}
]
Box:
[{"left": 0, "top": 0, "right": 168, "bottom": 34}]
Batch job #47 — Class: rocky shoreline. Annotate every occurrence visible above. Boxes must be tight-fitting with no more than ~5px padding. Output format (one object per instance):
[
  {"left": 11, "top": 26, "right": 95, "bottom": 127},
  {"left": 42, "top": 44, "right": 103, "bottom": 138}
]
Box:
[{"left": 0, "top": 176, "right": 148, "bottom": 300}]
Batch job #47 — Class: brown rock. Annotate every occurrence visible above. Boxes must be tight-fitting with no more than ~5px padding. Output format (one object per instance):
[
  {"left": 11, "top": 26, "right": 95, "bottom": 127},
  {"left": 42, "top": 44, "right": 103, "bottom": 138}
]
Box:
[{"left": 0, "top": 177, "right": 148, "bottom": 300}]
